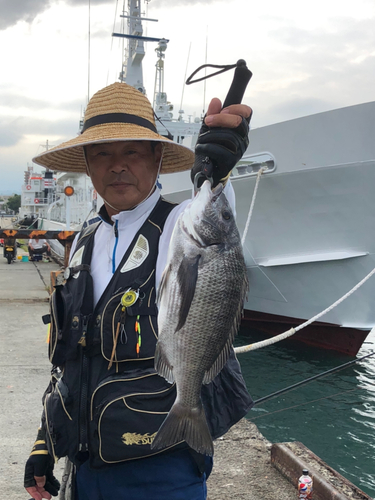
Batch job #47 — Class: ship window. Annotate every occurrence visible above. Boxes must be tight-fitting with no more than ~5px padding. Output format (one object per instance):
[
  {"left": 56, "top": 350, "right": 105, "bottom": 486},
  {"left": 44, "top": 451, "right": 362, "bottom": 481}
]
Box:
[{"left": 232, "top": 152, "right": 276, "bottom": 178}]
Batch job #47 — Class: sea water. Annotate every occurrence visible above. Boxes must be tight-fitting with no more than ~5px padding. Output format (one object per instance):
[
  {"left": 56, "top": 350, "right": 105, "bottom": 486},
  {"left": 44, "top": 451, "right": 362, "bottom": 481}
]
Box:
[{"left": 237, "top": 327, "right": 375, "bottom": 497}]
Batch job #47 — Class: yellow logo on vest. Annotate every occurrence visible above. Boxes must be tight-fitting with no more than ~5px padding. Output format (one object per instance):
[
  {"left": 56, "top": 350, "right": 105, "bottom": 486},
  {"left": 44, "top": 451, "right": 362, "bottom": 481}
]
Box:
[
  {"left": 121, "top": 432, "right": 157, "bottom": 446},
  {"left": 121, "top": 235, "right": 149, "bottom": 273}
]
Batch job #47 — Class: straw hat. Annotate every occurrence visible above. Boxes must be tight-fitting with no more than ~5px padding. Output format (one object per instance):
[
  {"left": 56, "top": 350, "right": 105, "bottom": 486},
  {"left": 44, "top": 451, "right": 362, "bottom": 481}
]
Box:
[{"left": 32, "top": 82, "right": 195, "bottom": 174}]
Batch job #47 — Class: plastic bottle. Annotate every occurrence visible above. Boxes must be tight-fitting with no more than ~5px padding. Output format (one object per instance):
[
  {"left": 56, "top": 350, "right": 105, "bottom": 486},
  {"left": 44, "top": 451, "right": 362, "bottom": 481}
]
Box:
[{"left": 298, "top": 468, "right": 313, "bottom": 499}]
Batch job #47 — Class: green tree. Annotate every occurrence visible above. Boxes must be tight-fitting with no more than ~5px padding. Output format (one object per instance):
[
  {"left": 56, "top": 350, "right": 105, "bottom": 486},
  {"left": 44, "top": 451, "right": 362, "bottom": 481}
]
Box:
[{"left": 6, "top": 194, "right": 21, "bottom": 213}]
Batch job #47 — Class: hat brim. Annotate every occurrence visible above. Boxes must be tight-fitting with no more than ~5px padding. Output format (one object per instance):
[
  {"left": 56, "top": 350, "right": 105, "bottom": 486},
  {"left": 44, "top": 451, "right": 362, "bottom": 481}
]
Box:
[{"left": 32, "top": 122, "right": 195, "bottom": 174}]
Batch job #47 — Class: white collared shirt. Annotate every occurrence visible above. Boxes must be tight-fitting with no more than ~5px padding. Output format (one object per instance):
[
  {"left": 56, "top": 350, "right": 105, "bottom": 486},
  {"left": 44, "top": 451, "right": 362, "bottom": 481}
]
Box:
[{"left": 70, "top": 182, "right": 236, "bottom": 306}]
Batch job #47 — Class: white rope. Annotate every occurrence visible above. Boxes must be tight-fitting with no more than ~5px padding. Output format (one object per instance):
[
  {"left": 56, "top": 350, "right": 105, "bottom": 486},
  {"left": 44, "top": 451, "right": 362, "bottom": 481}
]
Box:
[
  {"left": 235, "top": 264, "right": 375, "bottom": 354},
  {"left": 241, "top": 167, "right": 267, "bottom": 247}
]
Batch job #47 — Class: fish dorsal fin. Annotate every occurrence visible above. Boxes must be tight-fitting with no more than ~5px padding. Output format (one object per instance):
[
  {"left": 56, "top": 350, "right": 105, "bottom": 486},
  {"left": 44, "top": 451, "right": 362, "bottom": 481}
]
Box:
[{"left": 175, "top": 254, "right": 201, "bottom": 332}]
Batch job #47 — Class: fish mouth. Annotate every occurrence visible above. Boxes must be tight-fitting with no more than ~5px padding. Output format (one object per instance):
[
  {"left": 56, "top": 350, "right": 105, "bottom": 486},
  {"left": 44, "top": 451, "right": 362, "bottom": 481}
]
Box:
[{"left": 211, "top": 183, "right": 223, "bottom": 197}]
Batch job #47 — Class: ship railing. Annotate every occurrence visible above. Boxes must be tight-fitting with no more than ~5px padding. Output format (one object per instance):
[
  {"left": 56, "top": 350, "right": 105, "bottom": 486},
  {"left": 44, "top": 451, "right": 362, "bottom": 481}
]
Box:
[{"left": 231, "top": 152, "right": 276, "bottom": 178}]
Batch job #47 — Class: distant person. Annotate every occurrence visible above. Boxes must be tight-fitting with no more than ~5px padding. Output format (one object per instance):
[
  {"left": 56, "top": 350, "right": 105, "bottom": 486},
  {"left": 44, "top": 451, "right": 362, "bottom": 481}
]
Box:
[{"left": 28, "top": 237, "right": 51, "bottom": 261}]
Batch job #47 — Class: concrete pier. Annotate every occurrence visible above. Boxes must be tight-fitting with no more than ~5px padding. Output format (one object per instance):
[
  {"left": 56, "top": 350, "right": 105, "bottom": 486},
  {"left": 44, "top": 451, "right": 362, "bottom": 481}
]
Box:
[{"left": 0, "top": 252, "right": 371, "bottom": 499}]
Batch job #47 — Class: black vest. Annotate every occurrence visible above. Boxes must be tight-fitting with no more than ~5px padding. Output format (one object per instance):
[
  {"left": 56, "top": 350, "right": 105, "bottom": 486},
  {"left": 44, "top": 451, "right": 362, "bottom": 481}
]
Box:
[{"left": 43, "top": 198, "right": 253, "bottom": 469}]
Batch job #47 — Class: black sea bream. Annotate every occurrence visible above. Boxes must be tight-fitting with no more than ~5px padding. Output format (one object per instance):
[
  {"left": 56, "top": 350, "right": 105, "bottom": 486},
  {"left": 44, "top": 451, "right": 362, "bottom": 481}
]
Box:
[{"left": 151, "top": 180, "right": 248, "bottom": 456}]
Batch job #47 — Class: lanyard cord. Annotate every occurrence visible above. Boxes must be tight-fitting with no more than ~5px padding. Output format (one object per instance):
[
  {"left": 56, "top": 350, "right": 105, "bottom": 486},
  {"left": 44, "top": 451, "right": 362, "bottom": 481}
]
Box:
[{"left": 186, "top": 63, "right": 238, "bottom": 85}]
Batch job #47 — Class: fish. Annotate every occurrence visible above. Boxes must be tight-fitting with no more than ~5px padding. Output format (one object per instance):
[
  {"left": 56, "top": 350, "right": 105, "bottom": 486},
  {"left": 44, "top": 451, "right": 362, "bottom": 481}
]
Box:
[{"left": 151, "top": 180, "right": 248, "bottom": 456}]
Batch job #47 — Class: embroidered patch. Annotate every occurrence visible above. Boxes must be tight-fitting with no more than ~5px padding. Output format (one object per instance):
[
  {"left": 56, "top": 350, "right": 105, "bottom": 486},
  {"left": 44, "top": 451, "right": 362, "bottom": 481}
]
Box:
[
  {"left": 121, "top": 432, "right": 157, "bottom": 446},
  {"left": 120, "top": 235, "right": 149, "bottom": 273}
]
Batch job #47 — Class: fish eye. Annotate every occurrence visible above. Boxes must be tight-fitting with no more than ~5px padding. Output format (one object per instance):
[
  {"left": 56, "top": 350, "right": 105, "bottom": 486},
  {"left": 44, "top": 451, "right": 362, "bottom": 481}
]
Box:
[{"left": 222, "top": 210, "right": 231, "bottom": 220}]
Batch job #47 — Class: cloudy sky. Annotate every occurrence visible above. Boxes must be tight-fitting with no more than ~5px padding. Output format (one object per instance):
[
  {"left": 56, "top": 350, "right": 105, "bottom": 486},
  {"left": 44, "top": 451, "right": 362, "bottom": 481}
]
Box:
[{"left": 0, "top": 0, "right": 374, "bottom": 194}]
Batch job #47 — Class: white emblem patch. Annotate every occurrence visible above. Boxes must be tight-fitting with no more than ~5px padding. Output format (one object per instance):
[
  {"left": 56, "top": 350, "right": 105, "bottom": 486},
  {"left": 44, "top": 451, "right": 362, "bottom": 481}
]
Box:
[
  {"left": 70, "top": 245, "right": 84, "bottom": 279},
  {"left": 121, "top": 235, "right": 149, "bottom": 273}
]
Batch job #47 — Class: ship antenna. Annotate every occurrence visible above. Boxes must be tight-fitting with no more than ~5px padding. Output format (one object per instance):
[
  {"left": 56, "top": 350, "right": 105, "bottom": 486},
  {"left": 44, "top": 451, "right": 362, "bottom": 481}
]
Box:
[
  {"left": 88, "top": 0, "right": 91, "bottom": 101},
  {"left": 203, "top": 27, "right": 208, "bottom": 116},
  {"left": 179, "top": 42, "right": 192, "bottom": 121}
]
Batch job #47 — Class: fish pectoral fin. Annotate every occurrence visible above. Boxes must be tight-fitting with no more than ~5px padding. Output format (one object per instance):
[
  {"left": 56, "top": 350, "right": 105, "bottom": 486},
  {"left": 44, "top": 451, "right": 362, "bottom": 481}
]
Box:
[
  {"left": 156, "top": 263, "right": 172, "bottom": 306},
  {"left": 202, "top": 340, "right": 233, "bottom": 384},
  {"left": 175, "top": 254, "right": 201, "bottom": 332},
  {"left": 203, "top": 299, "right": 245, "bottom": 384},
  {"left": 154, "top": 343, "right": 175, "bottom": 384}
]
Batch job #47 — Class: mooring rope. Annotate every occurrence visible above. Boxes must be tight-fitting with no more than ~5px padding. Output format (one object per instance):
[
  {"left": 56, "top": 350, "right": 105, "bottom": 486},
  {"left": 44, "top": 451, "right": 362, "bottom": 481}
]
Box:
[
  {"left": 241, "top": 166, "right": 267, "bottom": 247},
  {"left": 234, "top": 264, "right": 375, "bottom": 354}
]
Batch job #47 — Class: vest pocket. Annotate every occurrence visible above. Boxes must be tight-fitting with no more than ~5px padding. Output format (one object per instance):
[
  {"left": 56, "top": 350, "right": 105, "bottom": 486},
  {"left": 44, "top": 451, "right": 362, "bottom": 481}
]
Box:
[
  {"left": 44, "top": 376, "right": 76, "bottom": 461},
  {"left": 89, "top": 369, "right": 177, "bottom": 467},
  {"left": 49, "top": 285, "right": 91, "bottom": 364},
  {"left": 49, "top": 286, "right": 73, "bottom": 365}
]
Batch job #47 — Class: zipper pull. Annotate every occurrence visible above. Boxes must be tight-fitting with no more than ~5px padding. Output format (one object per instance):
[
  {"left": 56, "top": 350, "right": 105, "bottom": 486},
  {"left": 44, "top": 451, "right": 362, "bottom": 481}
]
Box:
[{"left": 78, "top": 316, "right": 89, "bottom": 347}]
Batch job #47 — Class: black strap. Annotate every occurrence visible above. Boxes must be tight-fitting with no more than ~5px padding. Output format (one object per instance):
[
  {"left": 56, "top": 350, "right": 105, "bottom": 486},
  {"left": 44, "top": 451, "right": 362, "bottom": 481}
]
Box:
[
  {"left": 186, "top": 63, "right": 237, "bottom": 85},
  {"left": 81, "top": 113, "right": 157, "bottom": 134}
]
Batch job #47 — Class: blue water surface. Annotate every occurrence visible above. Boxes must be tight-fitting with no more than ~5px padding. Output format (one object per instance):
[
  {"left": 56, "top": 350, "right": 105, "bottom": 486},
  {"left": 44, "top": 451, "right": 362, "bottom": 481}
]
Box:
[{"left": 237, "top": 327, "right": 375, "bottom": 497}]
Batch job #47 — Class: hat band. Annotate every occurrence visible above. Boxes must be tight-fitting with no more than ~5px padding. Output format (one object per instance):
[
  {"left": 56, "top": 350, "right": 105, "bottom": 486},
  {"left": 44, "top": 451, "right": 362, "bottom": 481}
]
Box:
[{"left": 81, "top": 113, "right": 157, "bottom": 134}]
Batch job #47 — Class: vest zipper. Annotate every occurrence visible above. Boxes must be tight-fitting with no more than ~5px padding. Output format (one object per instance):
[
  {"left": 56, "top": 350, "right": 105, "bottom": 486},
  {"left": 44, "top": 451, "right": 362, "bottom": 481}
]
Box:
[
  {"left": 112, "top": 220, "right": 119, "bottom": 274},
  {"left": 79, "top": 316, "right": 89, "bottom": 452}
]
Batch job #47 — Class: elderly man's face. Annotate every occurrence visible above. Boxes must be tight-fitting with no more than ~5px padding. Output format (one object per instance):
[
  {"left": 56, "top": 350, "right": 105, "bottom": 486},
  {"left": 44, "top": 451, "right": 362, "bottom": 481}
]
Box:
[{"left": 86, "top": 141, "right": 162, "bottom": 214}]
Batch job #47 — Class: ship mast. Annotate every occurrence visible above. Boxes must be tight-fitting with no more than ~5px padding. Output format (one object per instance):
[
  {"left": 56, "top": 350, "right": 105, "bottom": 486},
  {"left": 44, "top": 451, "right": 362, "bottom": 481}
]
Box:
[
  {"left": 153, "top": 39, "right": 173, "bottom": 122},
  {"left": 113, "top": 0, "right": 164, "bottom": 95},
  {"left": 112, "top": 0, "right": 200, "bottom": 144}
]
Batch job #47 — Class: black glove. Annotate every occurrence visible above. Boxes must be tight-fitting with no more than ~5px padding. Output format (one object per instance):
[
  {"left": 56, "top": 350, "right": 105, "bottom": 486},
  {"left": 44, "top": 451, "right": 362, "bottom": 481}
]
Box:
[
  {"left": 191, "top": 113, "right": 251, "bottom": 188},
  {"left": 24, "top": 428, "right": 60, "bottom": 497}
]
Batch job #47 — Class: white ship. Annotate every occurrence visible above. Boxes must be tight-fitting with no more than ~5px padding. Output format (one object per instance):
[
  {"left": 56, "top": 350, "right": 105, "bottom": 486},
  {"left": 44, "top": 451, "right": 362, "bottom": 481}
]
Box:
[
  {"left": 19, "top": 0, "right": 375, "bottom": 355},
  {"left": 161, "top": 101, "right": 375, "bottom": 355}
]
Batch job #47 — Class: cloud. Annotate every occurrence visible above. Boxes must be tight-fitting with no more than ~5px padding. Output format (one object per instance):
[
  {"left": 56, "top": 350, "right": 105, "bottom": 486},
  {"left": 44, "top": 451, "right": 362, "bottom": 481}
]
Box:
[
  {"left": 0, "top": 92, "right": 84, "bottom": 149},
  {"left": 152, "top": 0, "right": 217, "bottom": 5},
  {"left": 0, "top": 0, "right": 112, "bottom": 30},
  {"left": 0, "top": 0, "right": 52, "bottom": 30},
  {"left": 0, "top": 119, "right": 21, "bottom": 147},
  {"left": 0, "top": 116, "right": 76, "bottom": 148},
  {"left": 0, "top": 90, "right": 83, "bottom": 114}
]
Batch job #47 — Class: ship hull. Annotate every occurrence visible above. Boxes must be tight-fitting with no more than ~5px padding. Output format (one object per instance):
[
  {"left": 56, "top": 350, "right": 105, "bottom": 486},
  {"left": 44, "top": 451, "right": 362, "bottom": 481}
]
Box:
[
  {"left": 162, "top": 101, "right": 375, "bottom": 356},
  {"left": 241, "top": 310, "right": 370, "bottom": 356}
]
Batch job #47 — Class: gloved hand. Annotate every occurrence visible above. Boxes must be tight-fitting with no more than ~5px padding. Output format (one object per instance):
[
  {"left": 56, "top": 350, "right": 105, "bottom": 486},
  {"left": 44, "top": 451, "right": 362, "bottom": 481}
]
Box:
[
  {"left": 24, "top": 427, "right": 60, "bottom": 499},
  {"left": 191, "top": 99, "right": 252, "bottom": 188}
]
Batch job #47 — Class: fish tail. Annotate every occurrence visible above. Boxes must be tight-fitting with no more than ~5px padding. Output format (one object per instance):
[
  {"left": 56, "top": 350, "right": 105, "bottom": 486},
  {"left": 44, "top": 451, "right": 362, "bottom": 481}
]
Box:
[{"left": 151, "top": 402, "right": 214, "bottom": 456}]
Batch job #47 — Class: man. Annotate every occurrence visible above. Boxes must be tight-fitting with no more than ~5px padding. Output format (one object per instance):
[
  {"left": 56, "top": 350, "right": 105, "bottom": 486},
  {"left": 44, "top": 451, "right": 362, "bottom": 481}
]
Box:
[
  {"left": 28, "top": 237, "right": 51, "bottom": 261},
  {"left": 24, "top": 82, "right": 252, "bottom": 500}
]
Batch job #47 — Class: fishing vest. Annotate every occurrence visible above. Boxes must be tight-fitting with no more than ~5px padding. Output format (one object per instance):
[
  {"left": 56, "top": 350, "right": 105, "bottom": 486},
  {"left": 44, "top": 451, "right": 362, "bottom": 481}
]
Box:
[{"left": 43, "top": 197, "right": 253, "bottom": 469}]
